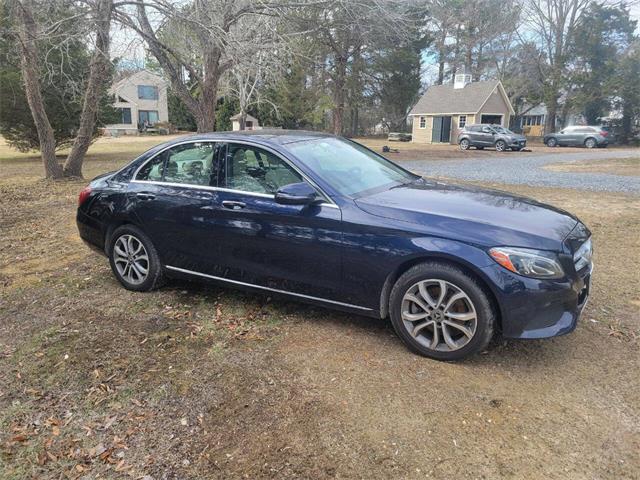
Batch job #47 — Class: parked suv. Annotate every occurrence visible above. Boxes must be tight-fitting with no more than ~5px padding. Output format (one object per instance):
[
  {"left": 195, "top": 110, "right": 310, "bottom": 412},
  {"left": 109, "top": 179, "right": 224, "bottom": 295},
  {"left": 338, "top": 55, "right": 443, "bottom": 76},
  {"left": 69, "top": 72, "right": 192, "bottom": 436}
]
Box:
[
  {"left": 458, "top": 124, "right": 527, "bottom": 152},
  {"left": 544, "top": 126, "right": 609, "bottom": 148}
]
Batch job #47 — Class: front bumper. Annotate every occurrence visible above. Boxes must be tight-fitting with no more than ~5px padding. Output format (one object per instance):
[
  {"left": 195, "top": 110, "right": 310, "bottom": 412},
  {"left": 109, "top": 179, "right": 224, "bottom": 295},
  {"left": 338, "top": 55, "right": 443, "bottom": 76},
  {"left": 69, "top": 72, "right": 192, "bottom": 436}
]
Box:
[
  {"left": 509, "top": 138, "right": 527, "bottom": 148},
  {"left": 480, "top": 263, "right": 591, "bottom": 339}
]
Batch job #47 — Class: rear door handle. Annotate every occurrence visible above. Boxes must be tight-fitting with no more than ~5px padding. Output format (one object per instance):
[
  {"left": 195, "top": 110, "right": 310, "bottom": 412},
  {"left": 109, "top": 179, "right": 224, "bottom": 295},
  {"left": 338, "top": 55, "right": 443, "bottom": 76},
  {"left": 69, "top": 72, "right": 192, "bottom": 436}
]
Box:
[
  {"left": 222, "top": 200, "right": 246, "bottom": 210},
  {"left": 136, "top": 192, "right": 156, "bottom": 200}
]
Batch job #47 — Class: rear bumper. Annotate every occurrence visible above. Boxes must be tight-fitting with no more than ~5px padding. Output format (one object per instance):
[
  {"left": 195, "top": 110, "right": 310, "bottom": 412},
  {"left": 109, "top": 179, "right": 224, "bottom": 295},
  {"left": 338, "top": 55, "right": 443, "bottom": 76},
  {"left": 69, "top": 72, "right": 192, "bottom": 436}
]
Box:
[
  {"left": 77, "top": 209, "right": 105, "bottom": 253},
  {"left": 480, "top": 263, "right": 591, "bottom": 339}
]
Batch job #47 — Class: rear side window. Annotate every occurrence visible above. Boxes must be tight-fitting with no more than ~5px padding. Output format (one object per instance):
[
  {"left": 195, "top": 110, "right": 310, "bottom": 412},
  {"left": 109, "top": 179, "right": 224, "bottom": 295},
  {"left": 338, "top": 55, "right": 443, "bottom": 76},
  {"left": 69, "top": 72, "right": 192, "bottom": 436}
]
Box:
[
  {"left": 136, "top": 153, "right": 165, "bottom": 181},
  {"left": 134, "top": 142, "right": 220, "bottom": 186},
  {"left": 164, "top": 142, "right": 218, "bottom": 186}
]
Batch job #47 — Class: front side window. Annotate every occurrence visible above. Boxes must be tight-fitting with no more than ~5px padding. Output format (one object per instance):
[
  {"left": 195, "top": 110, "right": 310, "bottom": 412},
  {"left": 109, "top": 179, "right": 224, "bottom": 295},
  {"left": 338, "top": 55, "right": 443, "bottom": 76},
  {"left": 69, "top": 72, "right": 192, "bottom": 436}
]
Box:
[
  {"left": 223, "top": 144, "right": 303, "bottom": 194},
  {"left": 419, "top": 116, "right": 426, "bottom": 129},
  {"left": 458, "top": 115, "right": 466, "bottom": 128},
  {"left": 288, "top": 138, "right": 417, "bottom": 197},
  {"left": 138, "top": 85, "right": 159, "bottom": 100}
]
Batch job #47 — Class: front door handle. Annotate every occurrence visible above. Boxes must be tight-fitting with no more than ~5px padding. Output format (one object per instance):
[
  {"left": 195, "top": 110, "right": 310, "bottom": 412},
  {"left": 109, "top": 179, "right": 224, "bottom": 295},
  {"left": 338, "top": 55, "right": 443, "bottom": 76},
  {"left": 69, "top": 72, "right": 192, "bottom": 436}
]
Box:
[
  {"left": 222, "top": 200, "right": 246, "bottom": 210},
  {"left": 136, "top": 192, "right": 156, "bottom": 200}
]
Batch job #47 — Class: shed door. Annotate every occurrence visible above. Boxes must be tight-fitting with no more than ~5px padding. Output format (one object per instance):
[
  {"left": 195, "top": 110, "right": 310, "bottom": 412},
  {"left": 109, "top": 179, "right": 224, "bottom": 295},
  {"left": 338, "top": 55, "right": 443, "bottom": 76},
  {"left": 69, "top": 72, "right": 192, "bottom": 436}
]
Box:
[{"left": 432, "top": 116, "right": 452, "bottom": 143}]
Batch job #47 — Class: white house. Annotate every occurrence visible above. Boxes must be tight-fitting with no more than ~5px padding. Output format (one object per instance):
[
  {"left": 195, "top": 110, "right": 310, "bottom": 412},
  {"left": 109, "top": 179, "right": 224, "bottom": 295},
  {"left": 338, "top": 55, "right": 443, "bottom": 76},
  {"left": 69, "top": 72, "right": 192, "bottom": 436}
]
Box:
[{"left": 104, "top": 70, "right": 169, "bottom": 136}]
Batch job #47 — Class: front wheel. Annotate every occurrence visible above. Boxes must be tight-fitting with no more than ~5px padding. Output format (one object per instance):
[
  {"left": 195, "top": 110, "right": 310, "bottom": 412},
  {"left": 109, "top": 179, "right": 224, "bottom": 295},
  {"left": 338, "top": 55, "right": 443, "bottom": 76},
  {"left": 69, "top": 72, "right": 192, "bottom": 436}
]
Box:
[
  {"left": 108, "top": 225, "right": 164, "bottom": 291},
  {"left": 495, "top": 140, "right": 507, "bottom": 152},
  {"left": 459, "top": 138, "right": 470, "bottom": 150},
  {"left": 389, "top": 262, "right": 496, "bottom": 361},
  {"left": 546, "top": 137, "right": 558, "bottom": 147}
]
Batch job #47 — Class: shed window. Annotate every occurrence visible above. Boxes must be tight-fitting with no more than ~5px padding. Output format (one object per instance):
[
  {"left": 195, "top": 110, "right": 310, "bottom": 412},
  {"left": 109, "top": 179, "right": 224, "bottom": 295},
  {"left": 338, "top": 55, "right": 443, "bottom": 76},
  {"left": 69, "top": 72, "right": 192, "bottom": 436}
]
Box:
[
  {"left": 419, "top": 116, "right": 426, "bottom": 129},
  {"left": 458, "top": 115, "right": 466, "bottom": 128}
]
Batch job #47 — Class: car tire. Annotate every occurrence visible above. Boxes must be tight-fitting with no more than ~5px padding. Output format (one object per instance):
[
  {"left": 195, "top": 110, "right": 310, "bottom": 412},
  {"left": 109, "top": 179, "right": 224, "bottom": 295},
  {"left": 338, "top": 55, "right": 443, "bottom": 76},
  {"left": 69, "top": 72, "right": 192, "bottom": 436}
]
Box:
[
  {"left": 495, "top": 140, "right": 506, "bottom": 152},
  {"left": 459, "top": 139, "right": 470, "bottom": 150},
  {"left": 389, "top": 262, "right": 496, "bottom": 361},
  {"left": 108, "top": 225, "right": 164, "bottom": 292},
  {"left": 584, "top": 137, "right": 597, "bottom": 149},
  {"left": 546, "top": 138, "right": 558, "bottom": 147}
]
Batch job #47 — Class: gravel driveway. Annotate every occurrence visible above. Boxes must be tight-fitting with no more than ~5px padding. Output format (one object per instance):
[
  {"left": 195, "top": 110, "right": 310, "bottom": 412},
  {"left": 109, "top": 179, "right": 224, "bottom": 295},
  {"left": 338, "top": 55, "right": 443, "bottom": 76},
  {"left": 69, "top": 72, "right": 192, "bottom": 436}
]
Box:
[{"left": 404, "top": 148, "right": 640, "bottom": 194}]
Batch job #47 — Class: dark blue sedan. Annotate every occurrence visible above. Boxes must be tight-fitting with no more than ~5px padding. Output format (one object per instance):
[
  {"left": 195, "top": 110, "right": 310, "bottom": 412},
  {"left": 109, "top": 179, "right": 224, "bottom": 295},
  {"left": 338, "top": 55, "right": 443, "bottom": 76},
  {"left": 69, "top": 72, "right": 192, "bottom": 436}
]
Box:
[{"left": 77, "top": 131, "right": 593, "bottom": 360}]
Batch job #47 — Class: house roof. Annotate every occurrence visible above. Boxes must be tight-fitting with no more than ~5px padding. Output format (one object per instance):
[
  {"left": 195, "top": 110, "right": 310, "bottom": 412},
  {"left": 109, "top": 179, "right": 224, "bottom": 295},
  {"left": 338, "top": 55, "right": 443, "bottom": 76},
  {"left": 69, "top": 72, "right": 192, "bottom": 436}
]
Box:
[
  {"left": 230, "top": 113, "right": 258, "bottom": 122},
  {"left": 409, "top": 80, "right": 514, "bottom": 116}
]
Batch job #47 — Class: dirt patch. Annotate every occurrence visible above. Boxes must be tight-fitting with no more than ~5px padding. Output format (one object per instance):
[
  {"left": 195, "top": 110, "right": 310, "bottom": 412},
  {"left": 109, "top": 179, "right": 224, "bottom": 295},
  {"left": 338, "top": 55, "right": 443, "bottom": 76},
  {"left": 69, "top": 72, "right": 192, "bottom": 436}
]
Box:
[
  {"left": 543, "top": 157, "right": 640, "bottom": 176},
  {"left": 1, "top": 140, "right": 639, "bottom": 478}
]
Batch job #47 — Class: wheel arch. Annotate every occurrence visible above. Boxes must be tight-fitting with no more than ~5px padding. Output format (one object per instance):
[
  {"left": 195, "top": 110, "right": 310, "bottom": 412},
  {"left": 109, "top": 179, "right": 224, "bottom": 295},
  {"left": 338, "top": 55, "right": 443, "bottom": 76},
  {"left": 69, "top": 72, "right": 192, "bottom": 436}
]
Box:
[
  {"left": 379, "top": 253, "right": 503, "bottom": 330},
  {"left": 103, "top": 219, "right": 143, "bottom": 255}
]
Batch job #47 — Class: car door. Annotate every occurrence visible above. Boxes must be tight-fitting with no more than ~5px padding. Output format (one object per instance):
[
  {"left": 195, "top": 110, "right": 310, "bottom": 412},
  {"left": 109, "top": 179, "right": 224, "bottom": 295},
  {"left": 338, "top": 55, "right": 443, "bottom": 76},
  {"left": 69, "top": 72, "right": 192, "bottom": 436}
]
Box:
[
  {"left": 128, "top": 141, "right": 228, "bottom": 273},
  {"left": 213, "top": 142, "right": 344, "bottom": 301},
  {"left": 478, "top": 125, "right": 495, "bottom": 146},
  {"left": 557, "top": 127, "right": 575, "bottom": 146}
]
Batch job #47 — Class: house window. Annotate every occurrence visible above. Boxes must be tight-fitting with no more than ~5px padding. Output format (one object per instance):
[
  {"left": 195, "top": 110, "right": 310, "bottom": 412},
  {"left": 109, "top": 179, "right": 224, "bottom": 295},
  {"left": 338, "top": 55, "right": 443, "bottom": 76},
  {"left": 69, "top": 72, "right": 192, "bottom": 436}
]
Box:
[
  {"left": 137, "top": 85, "right": 159, "bottom": 100},
  {"left": 419, "top": 116, "right": 426, "bottom": 129},
  {"left": 119, "top": 107, "right": 132, "bottom": 124},
  {"left": 138, "top": 110, "right": 159, "bottom": 126},
  {"left": 458, "top": 115, "right": 466, "bottom": 128}
]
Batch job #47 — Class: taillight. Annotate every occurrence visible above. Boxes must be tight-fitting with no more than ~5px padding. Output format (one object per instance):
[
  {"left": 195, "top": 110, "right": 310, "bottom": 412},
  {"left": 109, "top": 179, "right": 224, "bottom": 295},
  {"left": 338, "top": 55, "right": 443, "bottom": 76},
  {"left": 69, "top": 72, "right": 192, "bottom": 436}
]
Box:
[
  {"left": 78, "top": 186, "right": 92, "bottom": 206},
  {"left": 601, "top": 130, "right": 609, "bottom": 137}
]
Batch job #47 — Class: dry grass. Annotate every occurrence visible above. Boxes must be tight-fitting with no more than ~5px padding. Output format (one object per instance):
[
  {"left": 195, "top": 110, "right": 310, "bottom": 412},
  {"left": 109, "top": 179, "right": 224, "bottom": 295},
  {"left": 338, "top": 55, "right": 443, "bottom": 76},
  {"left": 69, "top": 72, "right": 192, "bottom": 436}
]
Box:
[
  {"left": 543, "top": 157, "right": 640, "bottom": 177},
  {"left": 1, "top": 137, "right": 639, "bottom": 479}
]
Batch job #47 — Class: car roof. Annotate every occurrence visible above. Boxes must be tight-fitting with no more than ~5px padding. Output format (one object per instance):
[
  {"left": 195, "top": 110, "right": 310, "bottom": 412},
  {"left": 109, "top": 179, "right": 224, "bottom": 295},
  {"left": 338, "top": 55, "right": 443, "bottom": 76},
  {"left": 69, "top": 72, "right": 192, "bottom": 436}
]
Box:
[{"left": 168, "top": 129, "right": 335, "bottom": 148}]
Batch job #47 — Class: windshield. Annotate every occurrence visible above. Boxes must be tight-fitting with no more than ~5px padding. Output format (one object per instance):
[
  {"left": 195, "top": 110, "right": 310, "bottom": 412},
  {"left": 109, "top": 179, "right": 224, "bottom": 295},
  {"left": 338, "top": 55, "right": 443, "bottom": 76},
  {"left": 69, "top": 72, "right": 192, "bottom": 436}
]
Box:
[{"left": 288, "top": 137, "right": 418, "bottom": 196}]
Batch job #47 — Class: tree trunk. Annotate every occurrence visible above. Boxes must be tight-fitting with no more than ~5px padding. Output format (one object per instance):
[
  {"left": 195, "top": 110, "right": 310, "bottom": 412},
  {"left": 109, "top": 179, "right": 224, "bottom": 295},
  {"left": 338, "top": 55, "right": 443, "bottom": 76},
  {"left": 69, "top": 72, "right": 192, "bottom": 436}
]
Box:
[
  {"left": 15, "top": 0, "right": 62, "bottom": 179},
  {"left": 332, "top": 55, "right": 347, "bottom": 136},
  {"left": 63, "top": 0, "right": 113, "bottom": 178}
]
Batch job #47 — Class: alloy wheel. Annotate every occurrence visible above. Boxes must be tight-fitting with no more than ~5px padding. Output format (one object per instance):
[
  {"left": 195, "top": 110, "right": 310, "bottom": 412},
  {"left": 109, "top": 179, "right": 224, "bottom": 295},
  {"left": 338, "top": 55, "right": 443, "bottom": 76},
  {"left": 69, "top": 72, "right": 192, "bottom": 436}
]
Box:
[
  {"left": 547, "top": 138, "right": 557, "bottom": 147},
  {"left": 400, "top": 279, "right": 478, "bottom": 352},
  {"left": 585, "top": 138, "right": 596, "bottom": 148},
  {"left": 495, "top": 140, "right": 506, "bottom": 152},
  {"left": 113, "top": 234, "right": 149, "bottom": 285},
  {"left": 460, "top": 139, "right": 470, "bottom": 150}
]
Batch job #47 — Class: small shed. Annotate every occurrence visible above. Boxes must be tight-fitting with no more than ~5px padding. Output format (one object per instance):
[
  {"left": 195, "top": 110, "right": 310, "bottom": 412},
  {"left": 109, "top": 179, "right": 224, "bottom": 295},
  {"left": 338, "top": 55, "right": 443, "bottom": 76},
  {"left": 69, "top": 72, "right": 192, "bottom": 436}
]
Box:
[
  {"left": 230, "top": 113, "right": 260, "bottom": 131},
  {"left": 409, "top": 75, "right": 515, "bottom": 144}
]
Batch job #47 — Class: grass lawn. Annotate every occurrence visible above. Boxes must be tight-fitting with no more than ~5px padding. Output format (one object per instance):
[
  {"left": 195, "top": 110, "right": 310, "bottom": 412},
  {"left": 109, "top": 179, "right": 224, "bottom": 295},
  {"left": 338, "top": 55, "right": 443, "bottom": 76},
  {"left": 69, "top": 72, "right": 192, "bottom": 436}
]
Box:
[{"left": 1, "top": 136, "right": 639, "bottom": 479}]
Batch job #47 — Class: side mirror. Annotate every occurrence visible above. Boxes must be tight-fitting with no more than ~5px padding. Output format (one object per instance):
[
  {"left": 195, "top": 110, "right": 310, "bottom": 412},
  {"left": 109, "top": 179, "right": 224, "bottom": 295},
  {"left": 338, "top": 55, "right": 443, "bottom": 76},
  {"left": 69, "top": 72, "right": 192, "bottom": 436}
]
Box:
[{"left": 274, "top": 182, "right": 319, "bottom": 205}]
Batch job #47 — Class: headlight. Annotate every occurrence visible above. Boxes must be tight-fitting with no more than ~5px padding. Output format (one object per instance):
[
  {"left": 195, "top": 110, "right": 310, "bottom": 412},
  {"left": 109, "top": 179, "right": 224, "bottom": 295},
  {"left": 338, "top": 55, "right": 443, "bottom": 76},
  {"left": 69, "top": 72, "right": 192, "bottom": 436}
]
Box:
[
  {"left": 489, "top": 247, "right": 564, "bottom": 279},
  {"left": 573, "top": 238, "right": 592, "bottom": 271}
]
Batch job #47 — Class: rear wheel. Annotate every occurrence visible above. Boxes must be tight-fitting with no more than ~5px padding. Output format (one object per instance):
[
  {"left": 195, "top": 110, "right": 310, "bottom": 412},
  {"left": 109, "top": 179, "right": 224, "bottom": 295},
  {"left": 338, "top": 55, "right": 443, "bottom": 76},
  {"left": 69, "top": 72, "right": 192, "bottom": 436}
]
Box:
[
  {"left": 108, "top": 225, "right": 164, "bottom": 291},
  {"left": 459, "top": 138, "right": 470, "bottom": 150},
  {"left": 584, "top": 137, "right": 597, "bottom": 149},
  {"left": 546, "top": 137, "right": 558, "bottom": 147},
  {"left": 495, "top": 140, "right": 507, "bottom": 152},
  {"left": 389, "top": 262, "right": 496, "bottom": 361}
]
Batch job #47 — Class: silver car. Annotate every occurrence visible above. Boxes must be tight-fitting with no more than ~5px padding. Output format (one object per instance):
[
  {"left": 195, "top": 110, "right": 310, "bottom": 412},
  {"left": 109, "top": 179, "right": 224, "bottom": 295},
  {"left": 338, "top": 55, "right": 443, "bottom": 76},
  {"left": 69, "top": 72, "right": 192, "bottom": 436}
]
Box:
[{"left": 544, "top": 126, "right": 609, "bottom": 148}]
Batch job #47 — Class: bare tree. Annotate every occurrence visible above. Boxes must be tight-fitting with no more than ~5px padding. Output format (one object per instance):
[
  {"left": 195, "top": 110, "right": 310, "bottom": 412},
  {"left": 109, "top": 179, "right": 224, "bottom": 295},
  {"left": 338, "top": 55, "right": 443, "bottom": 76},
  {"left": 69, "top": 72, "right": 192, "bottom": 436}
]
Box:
[
  {"left": 296, "top": 0, "right": 418, "bottom": 135},
  {"left": 524, "top": 0, "right": 591, "bottom": 132},
  {"left": 13, "top": 0, "right": 62, "bottom": 179},
  {"left": 11, "top": 0, "right": 114, "bottom": 179},
  {"left": 115, "top": 0, "right": 292, "bottom": 133}
]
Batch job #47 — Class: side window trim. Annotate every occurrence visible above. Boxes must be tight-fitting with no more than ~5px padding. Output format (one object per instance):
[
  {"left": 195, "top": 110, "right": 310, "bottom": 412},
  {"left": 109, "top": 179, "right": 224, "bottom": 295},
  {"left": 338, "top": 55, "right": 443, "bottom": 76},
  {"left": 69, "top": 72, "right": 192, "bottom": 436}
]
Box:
[{"left": 130, "top": 139, "right": 337, "bottom": 207}]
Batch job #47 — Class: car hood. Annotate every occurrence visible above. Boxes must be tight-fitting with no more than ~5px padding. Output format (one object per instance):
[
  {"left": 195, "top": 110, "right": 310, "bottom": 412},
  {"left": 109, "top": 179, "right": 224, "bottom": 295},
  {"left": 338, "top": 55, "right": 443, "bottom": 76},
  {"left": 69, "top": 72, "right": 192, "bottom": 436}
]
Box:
[{"left": 354, "top": 179, "right": 578, "bottom": 251}]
